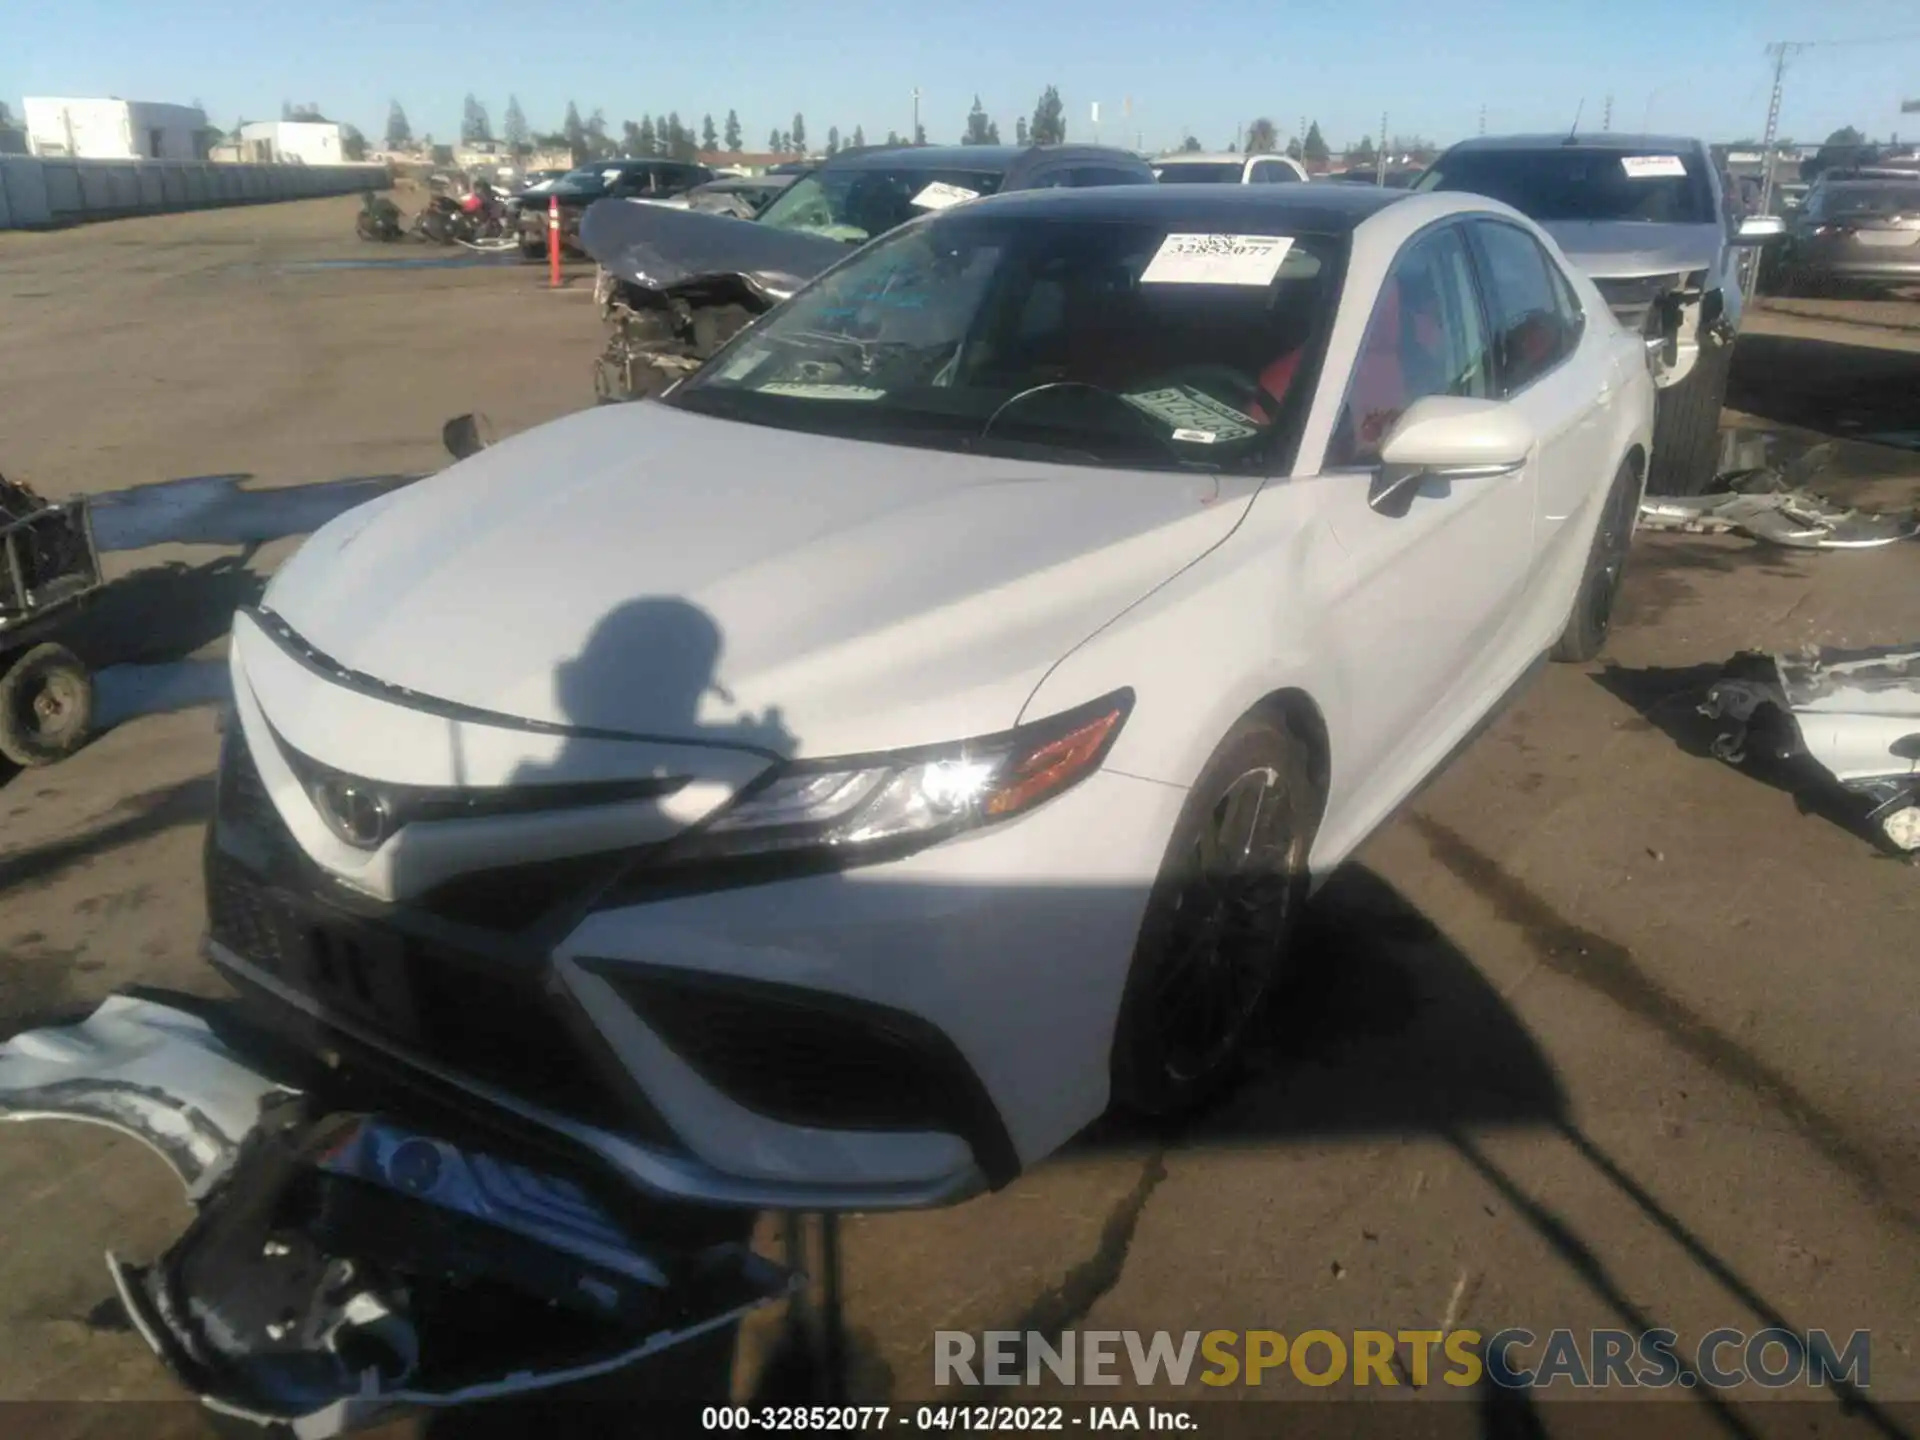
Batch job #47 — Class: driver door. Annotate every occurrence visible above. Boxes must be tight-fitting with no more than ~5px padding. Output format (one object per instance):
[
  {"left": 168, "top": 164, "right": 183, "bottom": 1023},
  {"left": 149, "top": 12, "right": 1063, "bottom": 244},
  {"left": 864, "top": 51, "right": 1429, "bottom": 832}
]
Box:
[{"left": 1309, "top": 222, "right": 1539, "bottom": 830}]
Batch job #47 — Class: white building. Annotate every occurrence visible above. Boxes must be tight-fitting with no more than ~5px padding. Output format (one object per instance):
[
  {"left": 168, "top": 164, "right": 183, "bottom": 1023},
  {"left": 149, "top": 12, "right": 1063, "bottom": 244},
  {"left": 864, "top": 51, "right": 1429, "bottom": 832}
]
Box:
[
  {"left": 23, "top": 97, "right": 208, "bottom": 160},
  {"left": 235, "top": 120, "right": 344, "bottom": 165}
]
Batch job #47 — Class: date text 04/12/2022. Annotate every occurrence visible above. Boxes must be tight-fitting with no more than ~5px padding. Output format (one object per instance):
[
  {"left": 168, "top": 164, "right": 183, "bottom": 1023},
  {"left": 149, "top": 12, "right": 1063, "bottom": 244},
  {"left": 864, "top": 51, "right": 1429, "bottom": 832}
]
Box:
[{"left": 700, "top": 1406, "right": 1198, "bottom": 1431}]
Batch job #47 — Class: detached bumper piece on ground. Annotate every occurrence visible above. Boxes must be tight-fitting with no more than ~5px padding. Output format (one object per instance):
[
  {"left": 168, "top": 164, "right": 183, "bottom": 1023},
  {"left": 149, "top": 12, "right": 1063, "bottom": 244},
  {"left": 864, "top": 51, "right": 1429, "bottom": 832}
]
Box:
[
  {"left": 0, "top": 997, "right": 790, "bottom": 1439},
  {"left": 1702, "top": 645, "right": 1920, "bottom": 854},
  {"left": 1639, "top": 466, "right": 1920, "bottom": 550}
]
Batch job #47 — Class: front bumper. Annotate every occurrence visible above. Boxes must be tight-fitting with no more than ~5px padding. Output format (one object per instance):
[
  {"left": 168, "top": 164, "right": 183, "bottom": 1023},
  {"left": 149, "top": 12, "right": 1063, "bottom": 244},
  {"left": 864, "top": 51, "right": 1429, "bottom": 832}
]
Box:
[{"left": 205, "top": 688, "right": 1187, "bottom": 1211}]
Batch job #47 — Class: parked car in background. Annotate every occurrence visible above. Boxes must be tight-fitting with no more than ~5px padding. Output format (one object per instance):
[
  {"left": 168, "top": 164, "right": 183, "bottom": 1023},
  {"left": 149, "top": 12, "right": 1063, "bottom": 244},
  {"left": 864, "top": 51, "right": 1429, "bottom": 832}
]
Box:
[
  {"left": 1152, "top": 151, "right": 1309, "bottom": 184},
  {"left": 582, "top": 143, "right": 1158, "bottom": 399},
  {"left": 0, "top": 186, "right": 1658, "bottom": 1432},
  {"left": 680, "top": 172, "right": 799, "bottom": 219},
  {"left": 513, "top": 168, "right": 572, "bottom": 197},
  {"left": 1777, "top": 171, "right": 1920, "bottom": 295},
  {"left": 515, "top": 158, "right": 715, "bottom": 259},
  {"left": 1327, "top": 165, "right": 1425, "bottom": 188},
  {"left": 1416, "top": 133, "right": 1783, "bottom": 496}
]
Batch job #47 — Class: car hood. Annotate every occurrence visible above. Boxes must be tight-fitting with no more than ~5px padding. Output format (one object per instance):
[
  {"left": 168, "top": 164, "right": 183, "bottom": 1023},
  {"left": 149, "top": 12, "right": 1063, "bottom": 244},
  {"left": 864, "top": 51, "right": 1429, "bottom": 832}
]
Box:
[
  {"left": 262, "top": 403, "right": 1253, "bottom": 759},
  {"left": 1540, "top": 221, "right": 1722, "bottom": 279},
  {"left": 579, "top": 198, "right": 847, "bottom": 302}
]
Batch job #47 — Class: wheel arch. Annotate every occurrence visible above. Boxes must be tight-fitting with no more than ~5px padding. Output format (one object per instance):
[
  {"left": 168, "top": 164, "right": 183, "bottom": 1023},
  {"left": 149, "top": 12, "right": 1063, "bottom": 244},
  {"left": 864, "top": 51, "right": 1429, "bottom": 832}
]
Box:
[{"left": 1244, "top": 687, "right": 1332, "bottom": 825}]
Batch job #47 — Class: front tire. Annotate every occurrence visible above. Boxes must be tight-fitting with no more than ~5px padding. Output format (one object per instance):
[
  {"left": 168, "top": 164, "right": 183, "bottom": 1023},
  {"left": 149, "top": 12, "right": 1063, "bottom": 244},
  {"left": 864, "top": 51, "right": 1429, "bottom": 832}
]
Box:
[
  {"left": 1551, "top": 460, "right": 1641, "bottom": 664},
  {"left": 1110, "top": 715, "right": 1321, "bottom": 1118},
  {"left": 1644, "top": 329, "right": 1732, "bottom": 497}
]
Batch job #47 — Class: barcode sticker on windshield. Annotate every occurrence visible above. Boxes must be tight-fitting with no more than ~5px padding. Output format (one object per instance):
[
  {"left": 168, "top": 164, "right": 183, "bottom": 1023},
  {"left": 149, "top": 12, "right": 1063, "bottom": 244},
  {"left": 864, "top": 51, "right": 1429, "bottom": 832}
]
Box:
[
  {"left": 1123, "top": 386, "right": 1261, "bottom": 441},
  {"left": 758, "top": 382, "right": 887, "bottom": 400},
  {"left": 1621, "top": 155, "right": 1687, "bottom": 179},
  {"left": 1141, "top": 234, "right": 1294, "bottom": 286},
  {"left": 911, "top": 182, "right": 981, "bottom": 211}
]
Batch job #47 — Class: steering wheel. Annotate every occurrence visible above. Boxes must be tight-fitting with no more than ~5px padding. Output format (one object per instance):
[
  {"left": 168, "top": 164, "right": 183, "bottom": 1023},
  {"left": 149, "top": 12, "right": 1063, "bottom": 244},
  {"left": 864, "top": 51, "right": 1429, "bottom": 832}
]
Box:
[{"left": 980, "top": 382, "right": 1187, "bottom": 467}]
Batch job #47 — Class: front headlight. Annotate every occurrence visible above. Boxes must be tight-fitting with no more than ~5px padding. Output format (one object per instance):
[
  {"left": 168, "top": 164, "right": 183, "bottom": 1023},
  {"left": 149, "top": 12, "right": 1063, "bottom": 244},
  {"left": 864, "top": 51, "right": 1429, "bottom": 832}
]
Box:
[{"left": 656, "top": 689, "right": 1134, "bottom": 868}]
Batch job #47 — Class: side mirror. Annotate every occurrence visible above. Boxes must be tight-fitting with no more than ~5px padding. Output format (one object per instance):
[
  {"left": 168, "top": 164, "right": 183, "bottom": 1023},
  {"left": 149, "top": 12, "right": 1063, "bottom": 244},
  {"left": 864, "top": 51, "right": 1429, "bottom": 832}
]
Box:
[
  {"left": 1733, "top": 214, "right": 1787, "bottom": 244},
  {"left": 441, "top": 412, "right": 494, "bottom": 461},
  {"left": 1370, "top": 397, "right": 1535, "bottom": 517}
]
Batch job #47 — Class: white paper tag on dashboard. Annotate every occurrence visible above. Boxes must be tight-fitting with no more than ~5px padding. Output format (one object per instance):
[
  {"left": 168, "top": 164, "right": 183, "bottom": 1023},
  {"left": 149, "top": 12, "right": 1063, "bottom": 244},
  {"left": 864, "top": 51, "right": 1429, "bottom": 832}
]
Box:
[
  {"left": 1140, "top": 234, "right": 1294, "bottom": 286},
  {"left": 911, "top": 182, "right": 981, "bottom": 210},
  {"left": 758, "top": 382, "right": 886, "bottom": 400},
  {"left": 1621, "top": 155, "right": 1686, "bottom": 179},
  {"left": 1122, "top": 385, "right": 1261, "bottom": 441}
]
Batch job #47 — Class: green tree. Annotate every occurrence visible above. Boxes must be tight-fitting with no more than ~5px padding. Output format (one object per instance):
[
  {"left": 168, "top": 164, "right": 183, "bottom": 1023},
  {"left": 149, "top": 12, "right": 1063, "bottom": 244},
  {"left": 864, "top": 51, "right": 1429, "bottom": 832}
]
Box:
[
  {"left": 585, "top": 108, "right": 611, "bottom": 160},
  {"left": 562, "top": 101, "right": 587, "bottom": 164},
  {"left": 1390, "top": 134, "right": 1436, "bottom": 164},
  {"left": 792, "top": 114, "right": 807, "bottom": 152},
  {"left": 912, "top": 121, "right": 927, "bottom": 145},
  {"left": 963, "top": 95, "right": 994, "bottom": 145},
  {"left": 1802, "top": 125, "right": 1877, "bottom": 179},
  {"left": 340, "top": 123, "right": 368, "bottom": 161},
  {"left": 1029, "top": 86, "right": 1066, "bottom": 145},
  {"left": 1303, "top": 121, "right": 1329, "bottom": 166},
  {"left": 1180, "top": 135, "right": 1202, "bottom": 151},
  {"left": 1016, "top": 116, "right": 1029, "bottom": 145},
  {"left": 638, "top": 116, "right": 657, "bottom": 156},
  {"left": 622, "top": 120, "right": 643, "bottom": 155},
  {"left": 1349, "top": 135, "right": 1376, "bottom": 166},
  {"left": 670, "top": 112, "right": 699, "bottom": 161},
  {"left": 1285, "top": 136, "right": 1303, "bottom": 161},
  {"left": 461, "top": 95, "right": 492, "bottom": 145},
  {"left": 724, "top": 109, "right": 742, "bottom": 150},
  {"left": 885, "top": 129, "right": 902, "bottom": 146},
  {"left": 384, "top": 100, "right": 412, "bottom": 150},
  {"left": 826, "top": 125, "right": 841, "bottom": 156},
  {"left": 852, "top": 125, "right": 866, "bottom": 148},
  {"left": 503, "top": 96, "right": 529, "bottom": 157},
  {"left": 701, "top": 113, "right": 719, "bottom": 152},
  {"left": 769, "top": 127, "right": 782, "bottom": 153},
  {"left": 1244, "top": 118, "right": 1278, "bottom": 154}
]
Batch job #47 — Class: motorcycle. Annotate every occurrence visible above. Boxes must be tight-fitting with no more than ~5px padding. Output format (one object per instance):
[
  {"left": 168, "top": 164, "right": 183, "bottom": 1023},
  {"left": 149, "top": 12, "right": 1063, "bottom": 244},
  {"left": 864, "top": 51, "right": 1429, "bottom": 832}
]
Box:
[{"left": 408, "top": 193, "right": 463, "bottom": 245}]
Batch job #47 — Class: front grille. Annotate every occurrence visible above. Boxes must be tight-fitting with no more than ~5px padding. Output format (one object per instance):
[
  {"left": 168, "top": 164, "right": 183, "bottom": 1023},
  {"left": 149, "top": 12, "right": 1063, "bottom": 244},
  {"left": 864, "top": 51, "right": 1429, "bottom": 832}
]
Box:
[
  {"left": 1590, "top": 274, "right": 1677, "bottom": 336},
  {"left": 208, "top": 852, "right": 646, "bottom": 1134}
]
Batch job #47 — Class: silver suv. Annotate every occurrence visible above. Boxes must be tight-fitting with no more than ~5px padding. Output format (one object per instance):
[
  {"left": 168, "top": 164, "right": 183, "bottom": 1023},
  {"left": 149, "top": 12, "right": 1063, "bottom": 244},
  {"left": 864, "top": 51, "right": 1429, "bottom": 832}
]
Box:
[{"left": 1417, "top": 134, "right": 1783, "bottom": 495}]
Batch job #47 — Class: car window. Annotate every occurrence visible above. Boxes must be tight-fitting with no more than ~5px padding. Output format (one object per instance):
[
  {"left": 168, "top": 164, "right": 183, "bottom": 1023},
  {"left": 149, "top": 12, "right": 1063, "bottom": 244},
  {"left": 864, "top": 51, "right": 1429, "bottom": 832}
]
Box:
[
  {"left": 1326, "top": 226, "right": 1493, "bottom": 469},
  {"left": 1251, "top": 161, "right": 1298, "bottom": 184},
  {"left": 758, "top": 167, "right": 1006, "bottom": 243},
  {"left": 1468, "top": 221, "right": 1580, "bottom": 394},
  {"left": 1063, "top": 165, "right": 1152, "bottom": 188},
  {"left": 671, "top": 215, "right": 1347, "bottom": 475},
  {"left": 1417, "top": 147, "right": 1715, "bottom": 225}
]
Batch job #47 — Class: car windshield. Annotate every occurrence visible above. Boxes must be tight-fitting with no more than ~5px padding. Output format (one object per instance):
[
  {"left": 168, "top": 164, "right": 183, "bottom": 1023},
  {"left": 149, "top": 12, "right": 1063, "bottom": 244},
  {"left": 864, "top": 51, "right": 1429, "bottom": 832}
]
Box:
[
  {"left": 1416, "top": 147, "right": 1714, "bottom": 224},
  {"left": 756, "top": 166, "right": 1008, "bottom": 243},
  {"left": 1811, "top": 182, "right": 1920, "bottom": 219},
  {"left": 668, "top": 212, "right": 1345, "bottom": 475},
  {"left": 1153, "top": 162, "right": 1245, "bottom": 184}
]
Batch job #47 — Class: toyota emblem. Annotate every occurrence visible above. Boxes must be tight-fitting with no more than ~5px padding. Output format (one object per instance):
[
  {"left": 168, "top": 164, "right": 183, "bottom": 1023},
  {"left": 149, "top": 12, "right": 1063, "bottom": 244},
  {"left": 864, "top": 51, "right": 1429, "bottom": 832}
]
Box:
[{"left": 312, "top": 779, "right": 392, "bottom": 849}]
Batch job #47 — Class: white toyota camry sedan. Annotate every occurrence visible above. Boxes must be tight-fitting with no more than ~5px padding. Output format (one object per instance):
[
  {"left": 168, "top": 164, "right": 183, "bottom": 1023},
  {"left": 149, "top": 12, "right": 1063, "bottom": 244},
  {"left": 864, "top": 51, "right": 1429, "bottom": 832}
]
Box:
[{"left": 0, "top": 183, "right": 1654, "bottom": 1425}]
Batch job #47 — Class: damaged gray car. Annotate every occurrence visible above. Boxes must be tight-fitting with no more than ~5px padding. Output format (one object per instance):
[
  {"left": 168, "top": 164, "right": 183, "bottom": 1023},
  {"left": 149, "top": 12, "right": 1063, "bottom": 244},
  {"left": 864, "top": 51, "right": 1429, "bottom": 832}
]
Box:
[{"left": 581, "top": 143, "right": 1156, "bottom": 401}]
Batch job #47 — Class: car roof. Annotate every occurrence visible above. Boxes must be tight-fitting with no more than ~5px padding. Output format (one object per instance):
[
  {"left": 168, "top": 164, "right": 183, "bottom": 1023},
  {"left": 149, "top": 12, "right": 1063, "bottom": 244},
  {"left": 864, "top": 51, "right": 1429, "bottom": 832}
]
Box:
[
  {"left": 962, "top": 182, "right": 1407, "bottom": 231},
  {"left": 822, "top": 143, "right": 1146, "bottom": 174},
  {"left": 1154, "top": 153, "right": 1251, "bottom": 164},
  {"left": 1439, "top": 133, "right": 1706, "bottom": 156}
]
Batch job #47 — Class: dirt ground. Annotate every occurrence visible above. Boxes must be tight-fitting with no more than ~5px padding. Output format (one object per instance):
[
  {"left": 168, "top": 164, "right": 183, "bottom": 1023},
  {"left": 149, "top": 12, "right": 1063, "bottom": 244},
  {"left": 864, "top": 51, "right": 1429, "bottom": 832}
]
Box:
[{"left": 0, "top": 199, "right": 1916, "bottom": 1437}]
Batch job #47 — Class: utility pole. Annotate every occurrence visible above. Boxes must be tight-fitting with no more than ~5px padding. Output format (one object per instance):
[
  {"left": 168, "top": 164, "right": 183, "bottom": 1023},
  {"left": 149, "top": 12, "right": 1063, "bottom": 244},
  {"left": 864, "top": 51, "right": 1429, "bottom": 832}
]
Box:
[
  {"left": 911, "top": 87, "right": 920, "bottom": 145},
  {"left": 1603, "top": 94, "right": 1613, "bottom": 131},
  {"left": 1743, "top": 42, "right": 1803, "bottom": 304},
  {"left": 1375, "top": 112, "right": 1388, "bottom": 185},
  {"left": 1478, "top": 104, "right": 1487, "bottom": 136}
]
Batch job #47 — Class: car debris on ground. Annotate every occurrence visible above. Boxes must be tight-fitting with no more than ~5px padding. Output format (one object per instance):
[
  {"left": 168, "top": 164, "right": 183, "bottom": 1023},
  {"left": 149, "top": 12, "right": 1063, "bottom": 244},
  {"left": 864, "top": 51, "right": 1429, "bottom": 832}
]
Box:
[
  {"left": 1701, "top": 643, "right": 1920, "bottom": 853},
  {"left": 1639, "top": 468, "right": 1920, "bottom": 549}
]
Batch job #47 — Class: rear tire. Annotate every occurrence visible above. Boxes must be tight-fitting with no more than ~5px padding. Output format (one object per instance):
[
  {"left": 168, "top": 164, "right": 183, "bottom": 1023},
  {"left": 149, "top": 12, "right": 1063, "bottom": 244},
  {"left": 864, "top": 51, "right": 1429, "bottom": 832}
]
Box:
[
  {"left": 1110, "top": 715, "right": 1320, "bottom": 1118},
  {"left": 0, "top": 643, "right": 94, "bottom": 767},
  {"left": 1644, "top": 329, "right": 1732, "bottom": 498},
  {"left": 1551, "top": 460, "right": 1641, "bottom": 664}
]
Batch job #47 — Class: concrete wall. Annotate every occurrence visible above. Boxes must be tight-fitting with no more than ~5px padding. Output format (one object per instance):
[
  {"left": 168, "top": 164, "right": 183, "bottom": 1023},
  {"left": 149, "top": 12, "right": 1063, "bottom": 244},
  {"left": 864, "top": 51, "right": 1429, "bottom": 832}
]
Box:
[{"left": 0, "top": 157, "right": 390, "bottom": 230}]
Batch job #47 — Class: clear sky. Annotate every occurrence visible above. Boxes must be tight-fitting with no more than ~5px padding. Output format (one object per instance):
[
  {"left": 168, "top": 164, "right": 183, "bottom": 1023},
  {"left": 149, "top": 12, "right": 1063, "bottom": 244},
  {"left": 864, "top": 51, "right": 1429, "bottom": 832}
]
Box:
[{"left": 6, "top": 0, "right": 1919, "bottom": 155}]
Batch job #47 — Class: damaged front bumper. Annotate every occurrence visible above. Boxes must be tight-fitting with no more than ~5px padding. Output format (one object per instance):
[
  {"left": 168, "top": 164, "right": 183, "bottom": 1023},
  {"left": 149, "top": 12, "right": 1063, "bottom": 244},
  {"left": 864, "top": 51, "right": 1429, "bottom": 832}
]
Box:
[
  {"left": 1702, "top": 645, "right": 1920, "bottom": 852},
  {"left": 0, "top": 996, "right": 790, "bottom": 1437}
]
